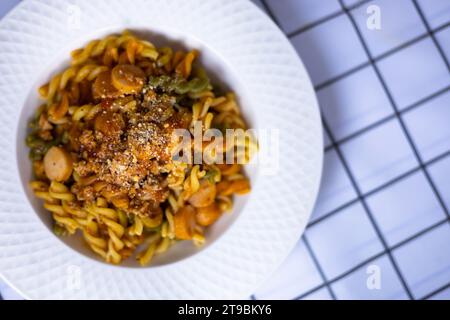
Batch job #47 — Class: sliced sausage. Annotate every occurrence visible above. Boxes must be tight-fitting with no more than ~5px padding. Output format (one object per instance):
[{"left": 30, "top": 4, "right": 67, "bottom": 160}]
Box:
[{"left": 43, "top": 146, "right": 73, "bottom": 182}]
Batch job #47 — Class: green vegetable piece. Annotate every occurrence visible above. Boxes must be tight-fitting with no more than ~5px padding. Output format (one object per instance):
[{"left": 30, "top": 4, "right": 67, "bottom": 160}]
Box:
[
  {"left": 26, "top": 134, "right": 62, "bottom": 160},
  {"left": 148, "top": 76, "right": 210, "bottom": 95},
  {"left": 204, "top": 168, "right": 220, "bottom": 184},
  {"left": 53, "top": 224, "right": 68, "bottom": 236},
  {"left": 189, "top": 78, "right": 209, "bottom": 93}
]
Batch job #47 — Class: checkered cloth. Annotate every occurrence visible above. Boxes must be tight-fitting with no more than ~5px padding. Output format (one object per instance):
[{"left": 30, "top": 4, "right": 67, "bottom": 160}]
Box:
[{"left": 1, "top": 0, "right": 449, "bottom": 300}]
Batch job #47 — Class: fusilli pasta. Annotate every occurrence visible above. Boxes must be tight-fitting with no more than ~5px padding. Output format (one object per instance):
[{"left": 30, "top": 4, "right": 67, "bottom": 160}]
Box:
[{"left": 27, "top": 30, "right": 255, "bottom": 266}]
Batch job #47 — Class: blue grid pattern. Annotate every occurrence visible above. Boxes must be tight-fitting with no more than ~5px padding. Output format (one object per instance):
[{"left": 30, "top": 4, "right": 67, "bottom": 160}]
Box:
[
  {"left": 1, "top": 0, "right": 450, "bottom": 300},
  {"left": 252, "top": 0, "right": 450, "bottom": 300}
]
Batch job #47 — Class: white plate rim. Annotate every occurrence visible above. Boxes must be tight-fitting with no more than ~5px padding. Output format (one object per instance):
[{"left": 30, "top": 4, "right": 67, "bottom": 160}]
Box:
[{"left": 0, "top": 0, "right": 323, "bottom": 299}]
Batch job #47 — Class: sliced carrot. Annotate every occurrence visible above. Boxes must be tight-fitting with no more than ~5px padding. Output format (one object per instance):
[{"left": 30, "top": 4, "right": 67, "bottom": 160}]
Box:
[
  {"left": 216, "top": 164, "right": 241, "bottom": 176},
  {"left": 217, "top": 179, "right": 251, "bottom": 196},
  {"left": 174, "top": 205, "right": 196, "bottom": 240},
  {"left": 196, "top": 202, "right": 221, "bottom": 227},
  {"left": 216, "top": 180, "right": 231, "bottom": 195},
  {"left": 188, "top": 179, "right": 216, "bottom": 208},
  {"left": 230, "top": 179, "right": 251, "bottom": 195}
]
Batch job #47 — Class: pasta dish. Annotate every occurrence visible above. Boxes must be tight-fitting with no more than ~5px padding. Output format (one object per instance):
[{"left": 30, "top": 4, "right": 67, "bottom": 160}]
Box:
[{"left": 26, "top": 31, "right": 255, "bottom": 266}]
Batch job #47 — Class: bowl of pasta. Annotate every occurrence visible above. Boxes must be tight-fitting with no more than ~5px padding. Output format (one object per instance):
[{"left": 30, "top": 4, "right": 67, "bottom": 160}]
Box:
[{"left": 0, "top": 0, "right": 323, "bottom": 299}]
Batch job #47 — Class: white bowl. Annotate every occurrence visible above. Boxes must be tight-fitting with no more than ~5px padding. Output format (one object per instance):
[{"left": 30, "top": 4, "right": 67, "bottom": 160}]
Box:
[{"left": 0, "top": 0, "right": 323, "bottom": 299}]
